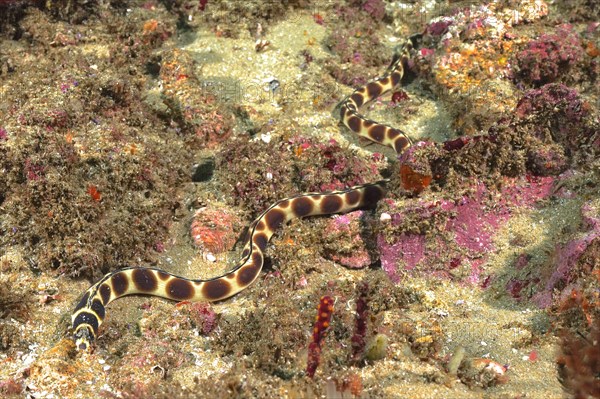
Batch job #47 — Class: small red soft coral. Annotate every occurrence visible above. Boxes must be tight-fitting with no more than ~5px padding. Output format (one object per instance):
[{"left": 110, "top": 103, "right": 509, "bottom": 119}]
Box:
[
  {"left": 306, "top": 296, "right": 334, "bottom": 378},
  {"left": 350, "top": 281, "right": 369, "bottom": 364}
]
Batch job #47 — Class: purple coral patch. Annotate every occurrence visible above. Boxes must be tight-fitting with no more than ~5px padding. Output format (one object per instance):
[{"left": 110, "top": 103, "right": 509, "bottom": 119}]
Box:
[
  {"left": 362, "top": 0, "right": 386, "bottom": 21},
  {"left": 379, "top": 177, "right": 554, "bottom": 284},
  {"left": 427, "top": 18, "right": 453, "bottom": 36},
  {"left": 513, "top": 24, "right": 584, "bottom": 86},
  {"left": 447, "top": 186, "right": 501, "bottom": 253},
  {"left": 532, "top": 202, "right": 600, "bottom": 308},
  {"left": 378, "top": 233, "right": 426, "bottom": 283}
]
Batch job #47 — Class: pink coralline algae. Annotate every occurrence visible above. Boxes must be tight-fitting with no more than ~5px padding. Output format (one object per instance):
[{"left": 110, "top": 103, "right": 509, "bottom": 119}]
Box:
[
  {"left": 379, "top": 177, "right": 554, "bottom": 284},
  {"left": 361, "top": 0, "right": 386, "bottom": 21},
  {"left": 515, "top": 83, "right": 588, "bottom": 124},
  {"left": 532, "top": 202, "right": 600, "bottom": 308},
  {"left": 427, "top": 18, "right": 453, "bottom": 36},
  {"left": 185, "top": 302, "right": 218, "bottom": 335},
  {"left": 391, "top": 90, "right": 409, "bottom": 104},
  {"left": 0, "top": 378, "right": 23, "bottom": 395},
  {"left": 513, "top": 24, "right": 585, "bottom": 86},
  {"left": 24, "top": 158, "right": 46, "bottom": 181},
  {"left": 378, "top": 233, "right": 426, "bottom": 283},
  {"left": 514, "top": 83, "right": 595, "bottom": 157},
  {"left": 447, "top": 188, "right": 501, "bottom": 253},
  {"left": 320, "top": 211, "right": 377, "bottom": 269}
]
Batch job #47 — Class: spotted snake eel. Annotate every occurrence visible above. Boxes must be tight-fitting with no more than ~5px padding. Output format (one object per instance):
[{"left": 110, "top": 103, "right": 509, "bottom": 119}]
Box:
[{"left": 71, "top": 36, "right": 419, "bottom": 351}]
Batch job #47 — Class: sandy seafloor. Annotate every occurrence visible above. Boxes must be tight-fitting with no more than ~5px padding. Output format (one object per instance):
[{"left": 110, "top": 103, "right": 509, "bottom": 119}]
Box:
[{"left": 0, "top": 1, "right": 599, "bottom": 398}]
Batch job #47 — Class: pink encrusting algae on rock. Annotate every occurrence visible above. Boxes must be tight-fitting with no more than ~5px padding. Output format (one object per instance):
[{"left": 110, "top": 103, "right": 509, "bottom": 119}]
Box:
[
  {"left": 184, "top": 302, "right": 218, "bottom": 335},
  {"left": 447, "top": 185, "right": 504, "bottom": 254},
  {"left": 378, "top": 233, "right": 426, "bottom": 283},
  {"left": 379, "top": 177, "right": 555, "bottom": 284},
  {"left": 532, "top": 201, "right": 600, "bottom": 308},
  {"left": 513, "top": 24, "right": 585, "bottom": 86}
]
